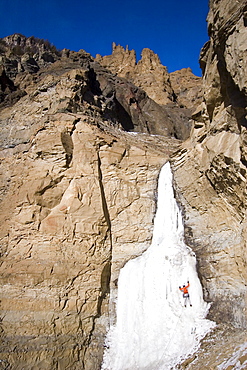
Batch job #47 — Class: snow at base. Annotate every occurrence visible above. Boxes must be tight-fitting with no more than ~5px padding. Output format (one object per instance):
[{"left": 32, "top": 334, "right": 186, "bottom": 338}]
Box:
[
  {"left": 102, "top": 162, "right": 215, "bottom": 370},
  {"left": 217, "top": 342, "right": 247, "bottom": 370}
]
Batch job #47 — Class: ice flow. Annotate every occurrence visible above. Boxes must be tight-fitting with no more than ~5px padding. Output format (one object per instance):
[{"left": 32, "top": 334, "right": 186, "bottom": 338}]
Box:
[{"left": 102, "top": 162, "right": 215, "bottom": 370}]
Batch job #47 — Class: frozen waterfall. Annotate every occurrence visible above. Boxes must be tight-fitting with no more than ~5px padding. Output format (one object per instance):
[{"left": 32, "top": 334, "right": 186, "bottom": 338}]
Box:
[{"left": 102, "top": 162, "right": 215, "bottom": 370}]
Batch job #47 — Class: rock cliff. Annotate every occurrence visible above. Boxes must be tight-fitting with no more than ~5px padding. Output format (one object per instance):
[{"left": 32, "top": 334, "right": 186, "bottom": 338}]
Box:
[
  {"left": 171, "top": 0, "right": 247, "bottom": 367},
  {"left": 172, "top": 0, "right": 247, "bottom": 328},
  {"left": 96, "top": 44, "right": 203, "bottom": 136},
  {"left": 0, "top": 35, "right": 180, "bottom": 369},
  {"left": 96, "top": 44, "right": 175, "bottom": 105},
  {"left": 0, "top": 0, "right": 247, "bottom": 368}
]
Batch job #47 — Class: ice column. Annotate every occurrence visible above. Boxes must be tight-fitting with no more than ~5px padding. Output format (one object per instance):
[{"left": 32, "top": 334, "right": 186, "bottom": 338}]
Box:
[{"left": 102, "top": 162, "right": 215, "bottom": 370}]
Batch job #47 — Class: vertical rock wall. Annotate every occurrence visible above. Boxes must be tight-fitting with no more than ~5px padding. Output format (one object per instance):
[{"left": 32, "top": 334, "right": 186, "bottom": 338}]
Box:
[
  {"left": 172, "top": 0, "right": 247, "bottom": 329},
  {"left": 0, "top": 60, "right": 180, "bottom": 367},
  {"left": 0, "top": 113, "right": 168, "bottom": 368}
]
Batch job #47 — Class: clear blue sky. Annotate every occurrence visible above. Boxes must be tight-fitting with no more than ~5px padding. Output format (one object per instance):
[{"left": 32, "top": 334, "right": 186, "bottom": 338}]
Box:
[{"left": 1, "top": 0, "right": 209, "bottom": 76}]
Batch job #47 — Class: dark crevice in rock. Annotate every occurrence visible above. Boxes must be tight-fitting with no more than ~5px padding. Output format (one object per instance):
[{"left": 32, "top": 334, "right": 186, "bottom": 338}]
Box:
[
  {"left": 97, "top": 149, "right": 113, "bottom": 305},
  {"left": 87, "top": 67, "right": 102, "bottom": 96},
  {"left": 0, "top": 68, "right": 16, "bottom": 93},
  {"left": 61, "top": 132, "right": 74, "bottom": 168},
  {"left": 83, "top": 150, "right": 113, "bottom": 365},
  {"left": 113, "top": 98, "right": 135, "bottom": 131},
  {"left": 34, "top": 176, "right": 65, "bottom": 197},
  {"left": 61, "top": 118, "right": 80, "bottom": 167},
  {"left": 218, "top": 58, "right": 246, "bottom": 116},
  {"left": 97, "top": 151, "right": 112, "bottom": 239}
]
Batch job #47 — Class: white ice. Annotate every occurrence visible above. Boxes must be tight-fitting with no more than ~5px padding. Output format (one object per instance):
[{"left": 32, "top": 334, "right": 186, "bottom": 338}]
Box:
[{"left": 102, "top": 162, "right": 215, "bottom": 370}]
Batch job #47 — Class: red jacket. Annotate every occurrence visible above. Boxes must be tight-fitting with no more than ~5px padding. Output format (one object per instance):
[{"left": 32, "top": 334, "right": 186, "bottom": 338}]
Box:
[{"left": 179, "top": 283, "right": 190, "bottom": 294}]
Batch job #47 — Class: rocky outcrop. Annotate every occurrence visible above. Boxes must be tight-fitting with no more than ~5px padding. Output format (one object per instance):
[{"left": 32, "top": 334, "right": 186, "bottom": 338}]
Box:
[
  {"left": 0, "top": 36, "right": 192, "bottom": 140},
  {"left": 96, "top": 43, "right": 203, "bottom": 111},
  {"left": 0, "top": 34, "right": 61, "bottom": 77},
  {"left": 96, "top": 44, "right": 174, "bottom": 105},
  {"left": 0, "top": 34, "right": 61, "bottom": 107},
  {"left": 96, "top": 44, "right": 205, "bottom": 143},
  {"left": 169, "top": 68, "right": 203, "bottom": 110}
]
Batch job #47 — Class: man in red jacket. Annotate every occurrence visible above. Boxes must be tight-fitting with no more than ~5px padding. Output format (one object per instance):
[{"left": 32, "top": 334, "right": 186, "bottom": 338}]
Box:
[{"left": 179, "top": 281, "right": 192, "bottom": 307}]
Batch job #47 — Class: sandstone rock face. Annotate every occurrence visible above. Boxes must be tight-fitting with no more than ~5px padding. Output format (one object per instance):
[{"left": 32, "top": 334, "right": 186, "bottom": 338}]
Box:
[
  {"left": 171, "top": 0, "right": 247, "bottom": 331},
  {"left": 0, "top": 42, "right": 180, "bottom": 369},
  {"left": 167, "top": 3, "right": 247, "bottom": 366},
  {"left": 0, "top": 114, "right": 168, "bottom": 369}
]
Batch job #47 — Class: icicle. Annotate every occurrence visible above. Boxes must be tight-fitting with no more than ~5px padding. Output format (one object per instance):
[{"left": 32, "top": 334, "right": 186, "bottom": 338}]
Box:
[{"left": 102, "top": 162, "right": 215, "bottom": 370}]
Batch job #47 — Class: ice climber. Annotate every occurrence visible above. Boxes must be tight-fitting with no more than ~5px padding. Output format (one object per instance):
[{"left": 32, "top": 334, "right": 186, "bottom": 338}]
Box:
[{"left": 179, "top": 281, "right": 192, "bottom": 307}]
